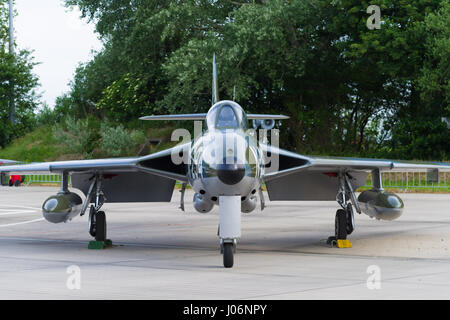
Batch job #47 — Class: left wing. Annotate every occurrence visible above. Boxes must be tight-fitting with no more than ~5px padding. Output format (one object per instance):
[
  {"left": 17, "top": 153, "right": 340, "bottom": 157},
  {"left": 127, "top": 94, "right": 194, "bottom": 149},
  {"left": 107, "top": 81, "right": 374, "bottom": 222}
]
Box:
[
  {"left": 262, "top": 145, "right": 450, "bottom": 201},
  {"left": 0, "top": 144, "right": 189, "bottom": 203}
]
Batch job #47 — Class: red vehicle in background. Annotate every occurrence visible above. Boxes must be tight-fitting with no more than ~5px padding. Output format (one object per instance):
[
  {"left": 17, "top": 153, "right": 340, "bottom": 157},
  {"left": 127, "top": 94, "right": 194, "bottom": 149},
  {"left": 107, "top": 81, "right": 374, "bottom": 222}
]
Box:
[
  {"left": 9, "top": 175, "right": 24, "bottom": 187},
  {"left": 0, "top": 160, "right": 24, "bottom": 187}
]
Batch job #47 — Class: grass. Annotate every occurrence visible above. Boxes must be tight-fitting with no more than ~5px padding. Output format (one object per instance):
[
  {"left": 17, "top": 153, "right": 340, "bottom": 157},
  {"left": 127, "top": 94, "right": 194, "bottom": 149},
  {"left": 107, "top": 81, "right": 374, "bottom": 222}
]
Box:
[
  {"left": 0, "top": 126, "right": 60, "bottom": 162},
  {"left": 357, "top": 173, "right": 450, "bottom": 193},
  {"left": 356, "top": 186, "right": 450, "bottom": 193},
  {"left": 0, "top": 124, "right": 178, "bottom": 163}
]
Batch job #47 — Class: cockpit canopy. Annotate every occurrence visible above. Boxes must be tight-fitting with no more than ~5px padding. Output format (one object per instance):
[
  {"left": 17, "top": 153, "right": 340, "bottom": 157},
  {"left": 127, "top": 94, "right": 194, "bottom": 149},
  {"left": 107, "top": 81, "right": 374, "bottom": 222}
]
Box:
[{"left": 206, "top": 101, "right": 248, "bottom": 130}]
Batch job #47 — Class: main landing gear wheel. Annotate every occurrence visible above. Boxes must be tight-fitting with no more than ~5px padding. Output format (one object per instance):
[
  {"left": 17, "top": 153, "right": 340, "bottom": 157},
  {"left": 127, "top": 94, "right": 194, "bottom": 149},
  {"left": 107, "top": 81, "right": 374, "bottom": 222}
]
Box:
[
  {"left": 223, "top": 243, "right": 234, "bottom": 268},
  {"left": 95, "top": 211, "right": 107, "bottom": 242},
  {"left": 88, "top": 206, "right": 107, "bottom": 241},
  {"left": 335, "top": 209, "right": 348, "bottom": 240}
]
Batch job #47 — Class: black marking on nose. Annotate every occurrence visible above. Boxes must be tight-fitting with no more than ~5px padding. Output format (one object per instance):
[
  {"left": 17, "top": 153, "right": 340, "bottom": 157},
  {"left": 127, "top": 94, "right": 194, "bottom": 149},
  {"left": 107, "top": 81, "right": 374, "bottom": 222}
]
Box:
[{"left": 216, "top": 159, "right": 245, "bottom": 185}]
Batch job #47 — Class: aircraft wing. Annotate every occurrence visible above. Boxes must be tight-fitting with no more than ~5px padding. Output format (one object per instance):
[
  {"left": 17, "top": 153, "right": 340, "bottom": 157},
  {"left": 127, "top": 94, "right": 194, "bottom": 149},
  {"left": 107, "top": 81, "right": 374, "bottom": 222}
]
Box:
[
  {"left": 0, "top": 144, "right": 189, "bottom": 203},
  {"left": 261, "top": 145, "right": 450, "bottom": 201},
  {"left": 0, "top": 159, "right": 22, "bottom": 165}
]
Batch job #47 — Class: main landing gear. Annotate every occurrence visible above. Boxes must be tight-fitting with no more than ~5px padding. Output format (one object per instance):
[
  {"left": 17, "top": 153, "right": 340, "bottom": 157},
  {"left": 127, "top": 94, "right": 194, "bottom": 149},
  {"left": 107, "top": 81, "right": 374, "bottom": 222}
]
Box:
[
  {"left": 334, "top": 204, "right": 354, "bottom": 241},
  {"left": 80, "top": 174, "right": 112, "bottom": 249},
  {"left": 88, "top": 206, "right": 107, "bottom": 241},
  {"left": 329, "top": 172, "right": 360, "bottom": 248}
]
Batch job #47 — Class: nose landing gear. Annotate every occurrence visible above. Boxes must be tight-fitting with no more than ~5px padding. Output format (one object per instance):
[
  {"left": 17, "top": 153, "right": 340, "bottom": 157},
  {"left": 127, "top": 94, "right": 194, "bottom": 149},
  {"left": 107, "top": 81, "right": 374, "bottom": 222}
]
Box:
[{"left": 218, "top": 196, "right": 241, "bottom": 268}]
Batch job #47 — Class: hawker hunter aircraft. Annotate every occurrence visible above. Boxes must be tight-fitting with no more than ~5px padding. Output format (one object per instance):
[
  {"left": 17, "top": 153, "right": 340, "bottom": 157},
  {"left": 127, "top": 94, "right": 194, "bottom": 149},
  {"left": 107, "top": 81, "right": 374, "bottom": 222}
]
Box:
[{"left": 1, "top": 55, "right": 449, "bottom": 268}]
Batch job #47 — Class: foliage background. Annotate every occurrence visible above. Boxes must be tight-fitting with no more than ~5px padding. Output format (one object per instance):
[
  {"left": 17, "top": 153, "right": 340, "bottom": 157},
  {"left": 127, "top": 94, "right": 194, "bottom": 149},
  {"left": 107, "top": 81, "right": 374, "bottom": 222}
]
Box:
[
  {"left": 0, "top": 1, "right": 39, "bottom": 148},
  {"left": 0, "top": 0, "right": 449, "bottom": 162}
]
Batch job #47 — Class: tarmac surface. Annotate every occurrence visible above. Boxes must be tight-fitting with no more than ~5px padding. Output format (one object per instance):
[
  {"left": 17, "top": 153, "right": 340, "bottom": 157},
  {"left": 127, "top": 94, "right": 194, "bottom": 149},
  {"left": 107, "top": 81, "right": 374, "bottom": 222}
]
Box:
[{"left": 0, "top": 185, "right": 450, "bottom": 299}]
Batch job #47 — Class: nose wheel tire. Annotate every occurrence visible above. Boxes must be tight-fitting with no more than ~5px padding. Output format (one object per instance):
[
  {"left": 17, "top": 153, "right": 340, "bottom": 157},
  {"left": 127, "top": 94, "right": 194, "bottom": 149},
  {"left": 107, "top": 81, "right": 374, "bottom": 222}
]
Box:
[
  {"left": 223, "top": 243, "right": 234, "bottom": 268},
  {"left": 335, "top": 209, "right": 348, "bottom": 240}
]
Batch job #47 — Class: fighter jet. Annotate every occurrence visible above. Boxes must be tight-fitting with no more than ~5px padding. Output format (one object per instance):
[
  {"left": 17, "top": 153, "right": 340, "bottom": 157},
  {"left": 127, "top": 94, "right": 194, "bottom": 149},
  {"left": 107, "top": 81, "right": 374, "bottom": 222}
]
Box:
[{"left": 0, "top": 55, "right": 449, "bottom": 268}]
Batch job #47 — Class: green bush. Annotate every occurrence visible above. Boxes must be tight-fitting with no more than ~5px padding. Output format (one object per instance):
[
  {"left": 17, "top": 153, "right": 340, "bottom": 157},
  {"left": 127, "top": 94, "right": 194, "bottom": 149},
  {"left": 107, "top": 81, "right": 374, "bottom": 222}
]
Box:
[
  {"left": 99, "top": 122, "right": 146, "bottom": 157},
  {"left": 52, "top": 116, "right": 98, "bottom": 158}
]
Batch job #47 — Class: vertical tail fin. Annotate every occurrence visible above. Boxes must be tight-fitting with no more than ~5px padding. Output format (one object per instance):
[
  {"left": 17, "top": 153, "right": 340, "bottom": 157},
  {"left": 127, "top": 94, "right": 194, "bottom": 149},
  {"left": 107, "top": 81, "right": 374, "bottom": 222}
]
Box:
[{"left": 212, "top": 53, "right": 219, "bottom": 105}]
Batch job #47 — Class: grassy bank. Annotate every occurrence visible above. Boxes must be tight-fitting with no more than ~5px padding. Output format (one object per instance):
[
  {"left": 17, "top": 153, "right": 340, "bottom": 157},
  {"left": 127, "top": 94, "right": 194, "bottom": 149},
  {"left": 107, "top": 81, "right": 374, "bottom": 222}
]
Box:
[
  {"left": 0, "top": 124, "right": 177, "bottom": 163},
  {"left": 0, "top": 126, "right": 60, "bottom": 162}
]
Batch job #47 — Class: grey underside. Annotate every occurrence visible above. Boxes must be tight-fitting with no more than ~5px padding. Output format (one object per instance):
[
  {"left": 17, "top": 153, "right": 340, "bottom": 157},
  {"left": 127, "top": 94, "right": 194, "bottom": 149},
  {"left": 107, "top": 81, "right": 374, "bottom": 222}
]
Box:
[
  {"left": 71, "top": 172, "right": 175, "bottom": 203},
  {"left": 265, "top": 170, "right": 368, "bottom": 201}
]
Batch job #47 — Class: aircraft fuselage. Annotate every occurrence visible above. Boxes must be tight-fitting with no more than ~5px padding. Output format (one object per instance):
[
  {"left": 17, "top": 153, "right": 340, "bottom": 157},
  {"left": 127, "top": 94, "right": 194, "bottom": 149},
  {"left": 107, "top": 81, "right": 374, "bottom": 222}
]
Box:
[{"left": 187, "top": 101, "right": 264, "bottom": 212}]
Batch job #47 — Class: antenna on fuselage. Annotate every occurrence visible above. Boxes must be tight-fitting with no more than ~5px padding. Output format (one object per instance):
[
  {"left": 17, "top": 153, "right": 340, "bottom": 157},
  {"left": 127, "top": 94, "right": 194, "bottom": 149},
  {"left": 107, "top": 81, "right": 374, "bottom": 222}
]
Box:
[{"left": 212, "top": 53, "right": 219, "bottom": 105}]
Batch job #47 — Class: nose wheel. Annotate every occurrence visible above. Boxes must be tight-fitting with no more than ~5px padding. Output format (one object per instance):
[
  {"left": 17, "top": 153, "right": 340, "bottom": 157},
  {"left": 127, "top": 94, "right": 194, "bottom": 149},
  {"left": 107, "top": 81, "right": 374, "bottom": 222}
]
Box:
[{"left": 222, "top": 242, "right": 235, "bottom": 268}]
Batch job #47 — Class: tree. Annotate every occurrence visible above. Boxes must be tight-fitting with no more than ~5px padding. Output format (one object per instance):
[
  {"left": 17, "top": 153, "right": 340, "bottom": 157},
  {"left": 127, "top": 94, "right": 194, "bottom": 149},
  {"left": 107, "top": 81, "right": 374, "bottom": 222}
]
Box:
[
  {"left": 0, "top": 2, "right": 40, "bottom": 147},
  {"left": 63, "top": 0, "right": 449, "bottom": 160},
  {"left": 385, "top": 0, "right": 450, "bottom": 160}
]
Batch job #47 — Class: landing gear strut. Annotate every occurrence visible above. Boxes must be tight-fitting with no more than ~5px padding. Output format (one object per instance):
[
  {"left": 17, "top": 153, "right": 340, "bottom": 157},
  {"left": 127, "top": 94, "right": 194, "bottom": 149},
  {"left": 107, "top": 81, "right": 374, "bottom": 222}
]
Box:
[
  {"left": 329, "top": 172, "right": 360, "bottom": 247},
  {"left": 81, "top": 174, "right": 111, "bottom": 248}
]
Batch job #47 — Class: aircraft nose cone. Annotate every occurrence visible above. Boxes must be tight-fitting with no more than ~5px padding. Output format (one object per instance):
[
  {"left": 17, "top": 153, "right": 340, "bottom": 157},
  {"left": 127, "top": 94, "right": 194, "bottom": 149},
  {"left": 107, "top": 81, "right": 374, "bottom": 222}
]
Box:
[{"left": 216, "top": 163, "right": 246, "bottom": 185}]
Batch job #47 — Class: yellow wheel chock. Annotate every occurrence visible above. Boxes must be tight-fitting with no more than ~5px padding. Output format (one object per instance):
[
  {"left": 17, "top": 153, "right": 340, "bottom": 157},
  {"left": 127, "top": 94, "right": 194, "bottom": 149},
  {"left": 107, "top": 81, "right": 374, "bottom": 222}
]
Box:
[
  {"left": 326, "top": 236, "right": 352, "bottom": 248},
  {"left": 336, "top": 239, "right": 352, "bottom": 248}
]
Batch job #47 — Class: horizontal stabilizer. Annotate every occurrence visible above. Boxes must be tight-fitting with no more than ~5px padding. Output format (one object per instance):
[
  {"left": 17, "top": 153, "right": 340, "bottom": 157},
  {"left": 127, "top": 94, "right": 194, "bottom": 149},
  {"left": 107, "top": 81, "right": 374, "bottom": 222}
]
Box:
[
  {"left": 247, "top": 114, "right": 289, "bottom": 120},
  {"left": 140, "top": 113, "right": 289, "bottom": 121},
  {"left": 140, "top": 114, "right": 207, "bottom": 121}
]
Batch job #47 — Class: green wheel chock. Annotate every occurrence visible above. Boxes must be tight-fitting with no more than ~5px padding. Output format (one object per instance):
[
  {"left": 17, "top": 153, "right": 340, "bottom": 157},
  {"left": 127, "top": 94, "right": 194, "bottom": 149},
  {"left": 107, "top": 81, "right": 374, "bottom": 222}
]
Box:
[
  {"left": 88, "top": 239, "right": 113, "bottom": 249},
  {"left": 326, "top": 236, "right": 337, "bottom": 247}
]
